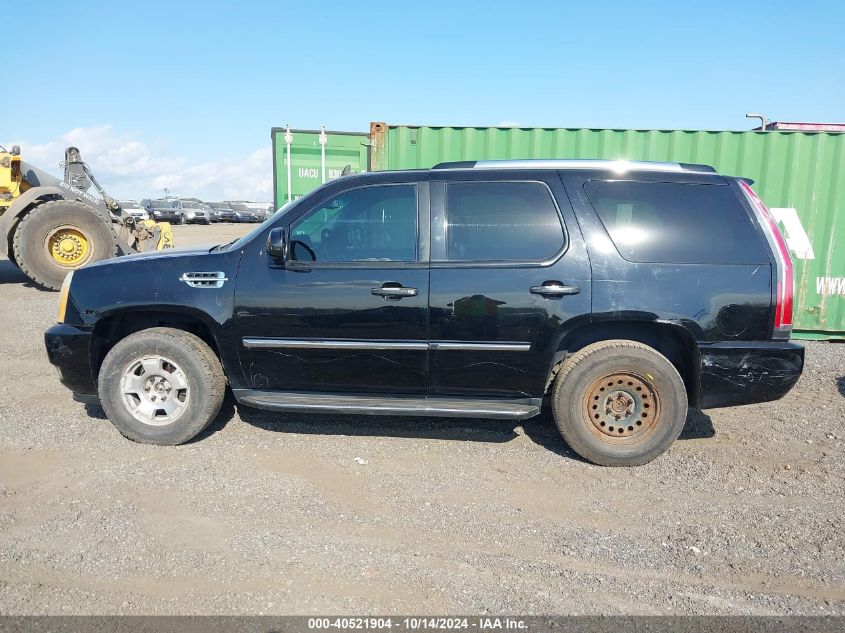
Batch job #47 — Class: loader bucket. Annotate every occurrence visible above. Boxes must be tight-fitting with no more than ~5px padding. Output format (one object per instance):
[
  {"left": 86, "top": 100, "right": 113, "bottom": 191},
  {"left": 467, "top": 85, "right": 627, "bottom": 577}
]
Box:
[{"left": 138, "top": 220, "right": 175, "bottom": 251}]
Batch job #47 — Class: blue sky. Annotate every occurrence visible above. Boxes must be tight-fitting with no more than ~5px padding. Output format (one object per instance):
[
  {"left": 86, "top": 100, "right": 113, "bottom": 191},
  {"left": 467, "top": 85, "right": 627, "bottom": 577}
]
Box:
[{"left": 6, "top": 0, "right": 844, "bottom": 200}]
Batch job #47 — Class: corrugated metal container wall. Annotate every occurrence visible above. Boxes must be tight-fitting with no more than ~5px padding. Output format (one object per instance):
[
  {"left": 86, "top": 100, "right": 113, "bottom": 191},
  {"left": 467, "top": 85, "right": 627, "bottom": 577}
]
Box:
[
  {"left": 370, "top": 124, "right": 845, "bottom": 340},
  {"left": 271, "top": 128, "right": 369, "bottom": 208}
]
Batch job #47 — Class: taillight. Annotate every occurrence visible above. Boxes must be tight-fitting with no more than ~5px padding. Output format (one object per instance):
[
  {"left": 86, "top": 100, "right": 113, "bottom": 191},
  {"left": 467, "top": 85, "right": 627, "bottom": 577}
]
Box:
[{"left": 739, "top": 181, "right": 794, "bottom": 336}]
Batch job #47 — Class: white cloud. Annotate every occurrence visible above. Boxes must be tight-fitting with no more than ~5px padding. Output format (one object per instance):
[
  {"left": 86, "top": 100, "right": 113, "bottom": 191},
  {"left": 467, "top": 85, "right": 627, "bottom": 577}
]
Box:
[{"left": 13, "top": 125, "right": 272, "bottom": 203}]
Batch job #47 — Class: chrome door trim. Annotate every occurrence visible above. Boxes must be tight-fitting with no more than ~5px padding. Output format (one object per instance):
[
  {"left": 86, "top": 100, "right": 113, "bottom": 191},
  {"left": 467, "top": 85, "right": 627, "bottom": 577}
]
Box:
[
  {"left": 242, "top": 338, "right": 428, "bottom": 351},
  {"left": 242, "top": 338, "right": 531, "bottom": 352},
  {"left": 429, "top": 341, "right": 531, "bottom": 352}
]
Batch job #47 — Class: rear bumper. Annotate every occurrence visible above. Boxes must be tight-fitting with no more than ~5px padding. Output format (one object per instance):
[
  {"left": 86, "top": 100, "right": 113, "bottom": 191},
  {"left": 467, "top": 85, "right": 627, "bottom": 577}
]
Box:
[
  {"left": 44, "top": 323, "right": 97, "bottom": 396},
  {"left": 698, "top": 341, "right": 804, "bottom": 409}
]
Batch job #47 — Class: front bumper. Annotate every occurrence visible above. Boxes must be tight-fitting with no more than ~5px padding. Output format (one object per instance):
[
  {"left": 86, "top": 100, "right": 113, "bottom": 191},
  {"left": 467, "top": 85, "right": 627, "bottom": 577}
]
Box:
[
  {"left": 44, "top": 323, "right": 97, "bottom": 396},
  {"left": 698, "top": 341, "right": 804, "bottom": 409}
]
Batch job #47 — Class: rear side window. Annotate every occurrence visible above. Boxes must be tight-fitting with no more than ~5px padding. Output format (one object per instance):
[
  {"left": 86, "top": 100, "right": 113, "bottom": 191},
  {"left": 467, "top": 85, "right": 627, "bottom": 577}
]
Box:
[
  {"left": 445, "top": 182, "right": 565, "bottom": 262},
  {"left": 584, "top": 180, "right": 768, "bottom": 264}
]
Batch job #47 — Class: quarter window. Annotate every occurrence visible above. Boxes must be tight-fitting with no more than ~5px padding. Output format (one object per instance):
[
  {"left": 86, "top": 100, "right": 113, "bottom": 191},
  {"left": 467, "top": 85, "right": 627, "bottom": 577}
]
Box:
[
  {"left": 584, "top": 180, "right": 768, "bottom": 264},
  {"left": 445, "top": 182, "right": 565, "bottom": 262},
  {"left": 290, "top": 185, "right": 418, "bottom": 263}
]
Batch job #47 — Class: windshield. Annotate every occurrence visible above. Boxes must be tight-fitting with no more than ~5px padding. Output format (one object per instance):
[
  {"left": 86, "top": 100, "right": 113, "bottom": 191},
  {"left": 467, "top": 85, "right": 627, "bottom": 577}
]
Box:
[
  {"left": 181, "top": 201, "right": 201, "bottom": 209},
  {"left": 120, "top": 201, "right": 141, "bottom": 209}
]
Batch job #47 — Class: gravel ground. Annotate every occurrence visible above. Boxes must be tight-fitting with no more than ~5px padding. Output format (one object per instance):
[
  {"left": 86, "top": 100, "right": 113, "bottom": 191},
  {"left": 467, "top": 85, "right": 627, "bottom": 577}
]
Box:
[{"left": 0, "top": 223, "right": 844, "bottom": 615}]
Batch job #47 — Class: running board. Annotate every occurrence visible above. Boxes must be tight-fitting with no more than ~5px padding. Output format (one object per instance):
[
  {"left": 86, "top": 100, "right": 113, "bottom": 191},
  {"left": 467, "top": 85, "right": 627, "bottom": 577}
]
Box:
[{"left": 233, "top": 390, "right": 541, "bottom": 420}]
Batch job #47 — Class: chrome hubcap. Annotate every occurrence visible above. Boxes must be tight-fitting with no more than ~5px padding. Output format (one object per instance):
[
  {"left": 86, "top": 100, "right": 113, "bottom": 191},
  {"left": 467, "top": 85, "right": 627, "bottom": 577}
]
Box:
[{"left": 120, "top": 355, "right": 189, "bottom": 426}]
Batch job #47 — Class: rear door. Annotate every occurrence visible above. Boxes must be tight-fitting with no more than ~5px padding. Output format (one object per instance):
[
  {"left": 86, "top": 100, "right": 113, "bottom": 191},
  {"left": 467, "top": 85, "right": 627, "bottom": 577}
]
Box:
[{"left": 427, "top": 170, "right": 591, "bottom": 398}]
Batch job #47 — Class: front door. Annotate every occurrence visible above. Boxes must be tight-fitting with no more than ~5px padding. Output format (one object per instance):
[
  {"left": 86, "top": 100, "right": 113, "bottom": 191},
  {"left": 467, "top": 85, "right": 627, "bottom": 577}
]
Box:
[
  {"left": 235, "top": 178, "right": 430, "bottom": 393},
  {"left": 428, "top": 171, "right": 591, "bottom": 398}
]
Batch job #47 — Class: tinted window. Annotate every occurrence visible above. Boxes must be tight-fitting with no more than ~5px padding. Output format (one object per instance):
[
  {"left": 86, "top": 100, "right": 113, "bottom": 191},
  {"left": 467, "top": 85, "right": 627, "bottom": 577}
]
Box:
[
  {"left": 445, "top": 182, "right": 564, "bottom": 261},
  {"left": 291, "top": 185, "right": 417, "bottom": 263},
  {"left": 584, "top": 180, "right": 768, "bottom": 264}
]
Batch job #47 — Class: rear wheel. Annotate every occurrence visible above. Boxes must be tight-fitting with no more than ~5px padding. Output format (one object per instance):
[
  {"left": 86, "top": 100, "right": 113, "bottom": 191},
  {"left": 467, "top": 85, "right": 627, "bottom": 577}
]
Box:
[
  {"left": 98, "top": 327, "right": 226, "bottom": 445},
  {"left": 551, "top": 340, "right": 688, "bottom": 466},
  {"left": 12, "top": 200, "right": 118, "bottom": 290}
]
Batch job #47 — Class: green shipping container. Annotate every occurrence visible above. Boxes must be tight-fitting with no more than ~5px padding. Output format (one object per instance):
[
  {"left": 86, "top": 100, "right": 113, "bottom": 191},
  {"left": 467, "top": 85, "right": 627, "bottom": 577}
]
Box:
[
  {"left": 272, "top": 122, "right": 845, "bottom": 339},
  {"left": 271, "top": 127, "right": 369, "bottom": 208}
]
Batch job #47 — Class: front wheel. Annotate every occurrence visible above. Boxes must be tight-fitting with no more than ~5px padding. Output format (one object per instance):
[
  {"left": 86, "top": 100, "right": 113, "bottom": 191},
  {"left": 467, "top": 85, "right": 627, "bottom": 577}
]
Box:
[
  {"left": 98, "top": 328, "right": 226, "bottom": 445},
  {"left": 552, "top": 340, "right": 688, "bottom": 466}
]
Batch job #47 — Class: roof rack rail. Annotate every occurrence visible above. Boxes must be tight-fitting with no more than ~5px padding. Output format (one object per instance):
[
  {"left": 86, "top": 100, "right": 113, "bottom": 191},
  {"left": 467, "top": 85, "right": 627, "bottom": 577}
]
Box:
[{"left": 432, "top": 159, "right": 717, "bottom": 173}]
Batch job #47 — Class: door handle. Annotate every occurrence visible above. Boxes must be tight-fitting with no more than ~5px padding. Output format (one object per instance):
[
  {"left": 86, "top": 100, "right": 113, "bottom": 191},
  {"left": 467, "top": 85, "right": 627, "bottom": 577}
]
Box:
[
  {"left": 530, "top": 282, "right": 581, "bottom": 297},
  {"left": 371, "top": 284, "right": 418, "bottom": 298}
]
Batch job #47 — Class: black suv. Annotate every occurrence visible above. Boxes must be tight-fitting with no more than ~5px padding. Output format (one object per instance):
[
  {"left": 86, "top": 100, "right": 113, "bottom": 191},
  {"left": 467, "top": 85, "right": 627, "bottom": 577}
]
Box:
[{"left": 45, "top": 160, "right": 803, "bottom": 466}]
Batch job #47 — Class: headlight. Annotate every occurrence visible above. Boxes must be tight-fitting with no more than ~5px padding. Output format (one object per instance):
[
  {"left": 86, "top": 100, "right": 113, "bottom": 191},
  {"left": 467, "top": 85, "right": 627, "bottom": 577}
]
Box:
[
  {"left": 57, "top": 271, "right": 74, "bottom": 323},
  {"left": 153, "top": 210, "right": 161, "bottom": 216}
]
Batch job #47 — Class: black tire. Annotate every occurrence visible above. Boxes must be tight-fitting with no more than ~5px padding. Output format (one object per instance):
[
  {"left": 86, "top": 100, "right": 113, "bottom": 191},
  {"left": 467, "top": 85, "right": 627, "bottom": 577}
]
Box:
[
  {"left": 179, "top": 215, "right": 187, "bottom": 225},
  {"left": 551, "top": 340, "right": 688, "bottom": 467},
  {"left": 12, "top": 200, "right": 118, "bottom": 290},
  {"left": 98, "top": 327, "right": 226, "bottom": 445}
]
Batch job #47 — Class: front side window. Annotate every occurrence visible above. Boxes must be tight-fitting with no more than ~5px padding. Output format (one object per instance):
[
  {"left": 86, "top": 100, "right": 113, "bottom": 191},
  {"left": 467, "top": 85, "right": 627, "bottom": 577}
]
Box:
[
  {"left": 290, "top": 185, "right": 418, "bottom": 263},
  {"left": 445, "top": 181, "right": 565, "bottom": 262}
]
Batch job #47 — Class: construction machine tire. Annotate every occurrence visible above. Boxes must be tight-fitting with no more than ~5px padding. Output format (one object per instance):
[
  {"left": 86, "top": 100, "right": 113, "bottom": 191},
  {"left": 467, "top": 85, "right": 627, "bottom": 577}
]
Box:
[{"left": 12, "top": 200, "right": 119, "bottom": 290}]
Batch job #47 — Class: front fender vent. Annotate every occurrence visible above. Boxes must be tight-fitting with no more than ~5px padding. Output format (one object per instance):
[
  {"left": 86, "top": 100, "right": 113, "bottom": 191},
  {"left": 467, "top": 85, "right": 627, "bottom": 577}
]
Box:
[{"left": 179, "top": 271, "right": 228, "bottom": 288}]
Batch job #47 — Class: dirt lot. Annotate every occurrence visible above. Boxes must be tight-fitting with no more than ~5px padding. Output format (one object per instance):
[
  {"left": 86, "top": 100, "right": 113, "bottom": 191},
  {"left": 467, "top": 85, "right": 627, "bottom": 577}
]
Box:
[{"left": 1, "top": 223, "right": 844, "bottom": 615}]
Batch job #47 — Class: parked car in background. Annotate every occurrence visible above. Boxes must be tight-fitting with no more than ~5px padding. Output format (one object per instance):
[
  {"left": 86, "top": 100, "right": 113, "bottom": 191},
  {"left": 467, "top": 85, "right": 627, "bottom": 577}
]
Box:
[
  {"left": 207, "top": 202, "right": 238, "bottom": 223},
  {"left": 118, "top": 200, "right": 149, "bottom": 222},
  {"left": 229, "top": 203, "right": 262, "bottom": 223},
  {"left": 146, "top": 199, "right": 182, "bottom": 224},
  {"left": 171, "top": 200, "right": 213, "bottom": 225},
  {"left": 45, "top": 159, "right": 803, "bottom": 466},
  {"left": 240, "top": 202, "right": 275, "bottom": 220}
]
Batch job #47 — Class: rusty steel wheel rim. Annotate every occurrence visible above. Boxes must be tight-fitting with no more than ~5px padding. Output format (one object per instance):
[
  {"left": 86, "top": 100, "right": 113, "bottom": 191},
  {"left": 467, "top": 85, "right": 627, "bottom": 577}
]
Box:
[{"left": 582, "top": 372, "right": 661, "bottom": 443}]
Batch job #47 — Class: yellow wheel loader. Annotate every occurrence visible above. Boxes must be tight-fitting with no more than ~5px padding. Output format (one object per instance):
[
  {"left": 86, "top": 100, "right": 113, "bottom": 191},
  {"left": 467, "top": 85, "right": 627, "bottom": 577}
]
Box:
[{"left": 0, "top": 144, "right": 173, "bottom": 290}]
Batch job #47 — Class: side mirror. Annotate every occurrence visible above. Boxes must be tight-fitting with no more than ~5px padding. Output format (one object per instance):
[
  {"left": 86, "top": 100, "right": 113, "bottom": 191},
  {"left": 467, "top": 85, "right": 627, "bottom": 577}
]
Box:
[{"left": 267, "top": 227, "right": 287, "bottom": 260}]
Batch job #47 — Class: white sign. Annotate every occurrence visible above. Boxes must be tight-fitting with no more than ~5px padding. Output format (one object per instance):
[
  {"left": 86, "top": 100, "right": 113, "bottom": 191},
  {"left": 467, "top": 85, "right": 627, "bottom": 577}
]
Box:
[{"left": 770, "top": 207, "right": 815, "bottom": 260}]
